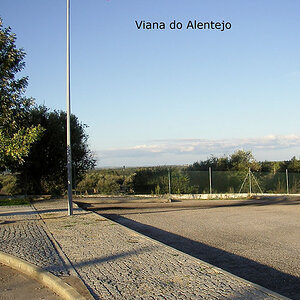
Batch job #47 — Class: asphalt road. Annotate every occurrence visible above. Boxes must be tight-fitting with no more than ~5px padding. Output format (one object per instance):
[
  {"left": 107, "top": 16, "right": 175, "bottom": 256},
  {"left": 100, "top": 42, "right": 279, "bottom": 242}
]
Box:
[{"left": 81, "top": 196, "right": 300, "bottom": 300}]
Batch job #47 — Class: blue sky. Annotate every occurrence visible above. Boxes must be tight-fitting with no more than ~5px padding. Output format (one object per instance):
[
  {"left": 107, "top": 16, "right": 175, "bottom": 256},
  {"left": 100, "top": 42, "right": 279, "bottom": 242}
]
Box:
[{"left": 1, "top": 0, "right": 300, "bottom": 166}]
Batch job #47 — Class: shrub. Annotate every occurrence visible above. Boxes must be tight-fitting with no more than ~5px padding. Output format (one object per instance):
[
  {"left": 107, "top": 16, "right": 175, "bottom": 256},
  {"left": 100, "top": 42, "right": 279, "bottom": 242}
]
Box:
[{"left": 0, "top": 174, "right": 21, "bottom": 195}]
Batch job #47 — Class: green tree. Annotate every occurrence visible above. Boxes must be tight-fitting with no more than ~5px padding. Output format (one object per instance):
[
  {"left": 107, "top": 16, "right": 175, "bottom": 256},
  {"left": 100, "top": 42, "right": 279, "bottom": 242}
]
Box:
[
  {"left": 260, "top": 161, "right": 281, "bottom": 173},
  {"left": 77, "top": 172, "right": 100, "bottom": 194},
  {"left": 0, "top": 19, "right": 43, "bottom": 167},
  {"left": 187, "top": 155, "right": 230, "bottom": 171},
  {"left": 229, "top": 150, "right": 260, "bottom": 171},
  {"left": 15, "top": 106, "right": 96, "bottom": 194},
  {"left": 131, "top": 167, "right": 195, "bottom": 194},
  {"left": 287, "top": 156, "right": 300, "bottom": 173}
]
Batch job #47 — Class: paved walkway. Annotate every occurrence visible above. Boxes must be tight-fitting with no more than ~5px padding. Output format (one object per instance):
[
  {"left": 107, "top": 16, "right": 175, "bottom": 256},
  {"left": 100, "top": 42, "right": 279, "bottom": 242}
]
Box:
[
  {"left": 0, "top": 263, "right": 60, "bottom": 300},
  {"left": 0, "top": 200, "right": 290, "bottom": 299}
]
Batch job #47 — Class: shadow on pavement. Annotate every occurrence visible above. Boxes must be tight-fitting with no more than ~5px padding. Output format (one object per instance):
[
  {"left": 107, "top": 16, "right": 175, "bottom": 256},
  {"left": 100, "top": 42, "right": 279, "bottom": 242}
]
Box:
[
  {"left": 72, "top": 246, "right": 154, "bottom": 269},
  {"left": 209, "top": 196, "right": 300, "bottom": 207},
  {"left": 75, "top": 197, "right": 300, "bottom": 219},
  {"left": 76, "top": 196, "right": 300, "bottom": 211},
  {"left": 0, "top": 207, "right": 89, "bottom": 219},
  {"left": 97, "top": 212, "right": 299, "bottom": 300}
]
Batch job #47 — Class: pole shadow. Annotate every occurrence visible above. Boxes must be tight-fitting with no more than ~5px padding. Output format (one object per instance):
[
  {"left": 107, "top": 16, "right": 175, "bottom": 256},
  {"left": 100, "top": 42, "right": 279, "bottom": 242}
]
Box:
[{"left": 98, "top": 213, "right": 299, "bottom": 300}]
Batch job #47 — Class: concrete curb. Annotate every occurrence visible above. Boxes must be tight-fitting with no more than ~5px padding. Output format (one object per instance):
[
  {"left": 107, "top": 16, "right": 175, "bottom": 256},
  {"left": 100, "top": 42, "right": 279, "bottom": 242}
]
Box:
[
  {"left": 170, "top": 193, "right": 300, "bottom": 200},
  {"left": 0, "top": 251, "right": 86, "bottom": 300}
]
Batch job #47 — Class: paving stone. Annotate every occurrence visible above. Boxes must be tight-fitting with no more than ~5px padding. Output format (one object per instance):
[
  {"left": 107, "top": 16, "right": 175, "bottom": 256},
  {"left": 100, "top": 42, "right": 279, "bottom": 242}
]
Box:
[
  {"left": 33, "top": 200, "right": 286, "bottom": 300},
  {"left": 0, "top": 201, "right": 288, "bottom": 299},
  {"left": 0, "top": 205, "right": 68, "bottom": 276}
]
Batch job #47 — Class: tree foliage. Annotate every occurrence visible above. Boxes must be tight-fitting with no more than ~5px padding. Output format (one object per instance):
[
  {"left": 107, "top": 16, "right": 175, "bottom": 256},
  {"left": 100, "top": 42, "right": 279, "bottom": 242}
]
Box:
[
  {"left": 0, "top": 173, "right": 21, "bottom": 195},
  {"left": 188, "top": 150, "right": 261, "bottom": 172},
  {"left": 77, "top": 170, "right": 134, "bottom": 195},
  {"left": 229, "top": 150, "right": 260, "bottom": 171},
  {"left": 15, "top": 106, "right": 96, "bottom": 194},
  {"left": 131, "top": 167, "right": 196, "bottom": 194},
  {"left": 0, "top": 19, "right": 43, "bottom": 167}
]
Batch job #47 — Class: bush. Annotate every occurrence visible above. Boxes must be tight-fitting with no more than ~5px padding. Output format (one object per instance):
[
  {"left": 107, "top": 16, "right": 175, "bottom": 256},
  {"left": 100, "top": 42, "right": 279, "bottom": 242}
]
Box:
[
  {"left": 77, "top": 172, "right": 100, "bottom": 194},
  {"left": 96, "top": 175, "right": 121, "bottom": 194},
  {"left": 76, "top": 171, "right": 134, "bottom": 195},
  {"left": 131, "top": 167, "right": 196, "bottom": 194},
  {"left": 0, "top": 174, "right": 21, "bottom": 195}
]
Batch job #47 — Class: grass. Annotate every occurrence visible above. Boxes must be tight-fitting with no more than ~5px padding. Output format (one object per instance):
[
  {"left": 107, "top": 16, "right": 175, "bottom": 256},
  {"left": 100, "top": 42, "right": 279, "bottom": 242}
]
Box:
[{"left": 0, "top": 197, "right": 31, "bottom": 206}]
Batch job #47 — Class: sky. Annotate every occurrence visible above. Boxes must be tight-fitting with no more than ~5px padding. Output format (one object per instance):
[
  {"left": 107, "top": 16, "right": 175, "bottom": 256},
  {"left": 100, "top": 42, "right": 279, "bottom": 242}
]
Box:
[{"left": 1, "top": 0, "right": 300, "bottom": 167}]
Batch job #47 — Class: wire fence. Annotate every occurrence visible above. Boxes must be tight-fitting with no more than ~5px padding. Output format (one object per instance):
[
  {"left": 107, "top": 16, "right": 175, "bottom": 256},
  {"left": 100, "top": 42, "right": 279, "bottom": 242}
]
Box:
[
  {"left": 125, "top": 169, "right": 300, "bottom": 195},
  {"left": 169, "top": 169, "right": 300, "bottom": 195},
  {"left": 71, "top": 168, "right": 300, "bottom": 196},
  {"left": 2, "top": 168, "right": 300, "bottom": 196}
]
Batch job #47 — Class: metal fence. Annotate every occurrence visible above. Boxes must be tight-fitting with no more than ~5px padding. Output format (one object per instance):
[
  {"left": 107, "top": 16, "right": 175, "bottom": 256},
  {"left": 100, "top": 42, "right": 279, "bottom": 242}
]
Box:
[
  {"left": 2, "top": 168, "right": 299, "bottom": 196},
  {"left": 73, "top": 168, "right": 300, "bottom": 196},
  {"left": 162, "top": 169, "right": 300, "bottom": 195}
]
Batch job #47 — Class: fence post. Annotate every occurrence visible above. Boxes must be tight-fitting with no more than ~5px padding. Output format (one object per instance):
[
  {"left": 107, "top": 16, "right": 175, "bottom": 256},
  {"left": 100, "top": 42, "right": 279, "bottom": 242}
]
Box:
[
  {"left": 209, "top": 167, "right": 212, "bottom": 194},
  {"left": 286, "top": 169, "right": 289, "bottom": 194},
  {"left": 168, "top": 168, "right": 171, "bottom": 195},
  {"left": 249, "top": 168, "right": 252, "bottom": 196}
]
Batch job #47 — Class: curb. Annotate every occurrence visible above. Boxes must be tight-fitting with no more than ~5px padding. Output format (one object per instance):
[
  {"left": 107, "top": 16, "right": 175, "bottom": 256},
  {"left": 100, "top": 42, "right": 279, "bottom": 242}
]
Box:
[
  {"left": 31, "top": 203, "right": 95, "bottom": 300},
  {"left": 0, "top": 251, "right": 86, "bottom": 300}
]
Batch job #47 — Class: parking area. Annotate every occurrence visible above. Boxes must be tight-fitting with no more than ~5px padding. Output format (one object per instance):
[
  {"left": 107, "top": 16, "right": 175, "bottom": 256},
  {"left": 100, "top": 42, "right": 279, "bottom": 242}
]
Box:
[{"left": 82, "top": 196, "right": 300, "bottom": 300}]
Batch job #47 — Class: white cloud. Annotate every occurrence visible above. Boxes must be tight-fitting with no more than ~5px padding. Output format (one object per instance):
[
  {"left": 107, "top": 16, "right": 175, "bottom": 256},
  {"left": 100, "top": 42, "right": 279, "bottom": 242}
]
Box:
[{"left": 96, "top": 135, "right": 300, "bottom": 167}]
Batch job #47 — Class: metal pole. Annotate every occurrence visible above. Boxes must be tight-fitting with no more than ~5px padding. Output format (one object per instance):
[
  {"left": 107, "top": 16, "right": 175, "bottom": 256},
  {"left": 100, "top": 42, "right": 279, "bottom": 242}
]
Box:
[
  {"left": 249, "top": 168, "right": 252, "bottom": 196},
  {"left": 66, "top": 0, "right": 73, "bottom": 215},
  {"left": 286, "top": 169, "right": 289, "bottom": 194},
  {"left": 209, "top": 167, "right": 212, "bottom": 194},
  {"left": 168, "top": 169, "right": 171, "bottom": 195},
  {"left": 73, "top": 165, "right": 76, "bottom": 195}
]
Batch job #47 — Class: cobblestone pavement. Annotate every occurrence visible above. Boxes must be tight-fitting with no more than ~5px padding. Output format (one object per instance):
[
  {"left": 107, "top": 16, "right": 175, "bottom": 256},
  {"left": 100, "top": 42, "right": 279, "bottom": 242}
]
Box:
[
  {"left": 0, "top": 205, "right": 68, "bottom": 276},
  {"left": 89, "top": 198, "right": 300, "bottom": 300},
  {"left": 0, "top": 200, "right": 289, "bottom": 299}
]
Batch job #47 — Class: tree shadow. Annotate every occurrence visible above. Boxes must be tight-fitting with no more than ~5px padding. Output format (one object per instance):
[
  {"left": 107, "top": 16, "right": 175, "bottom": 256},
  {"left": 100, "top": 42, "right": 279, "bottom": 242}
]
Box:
[
  {"left": 77, "top": 196, "right": 300, "bottom": 217},
  {"left": 97, "top": 213, "right": 299, "bottom": 300},
  {"left": 210, "top": 196, "right": 300, "bottom": 207},
  {"left": 0, "top": 208, "right": 64, "bottom": 217},
  {"left": 0, "top": 207, "right": 88, "bottom": 218}
]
